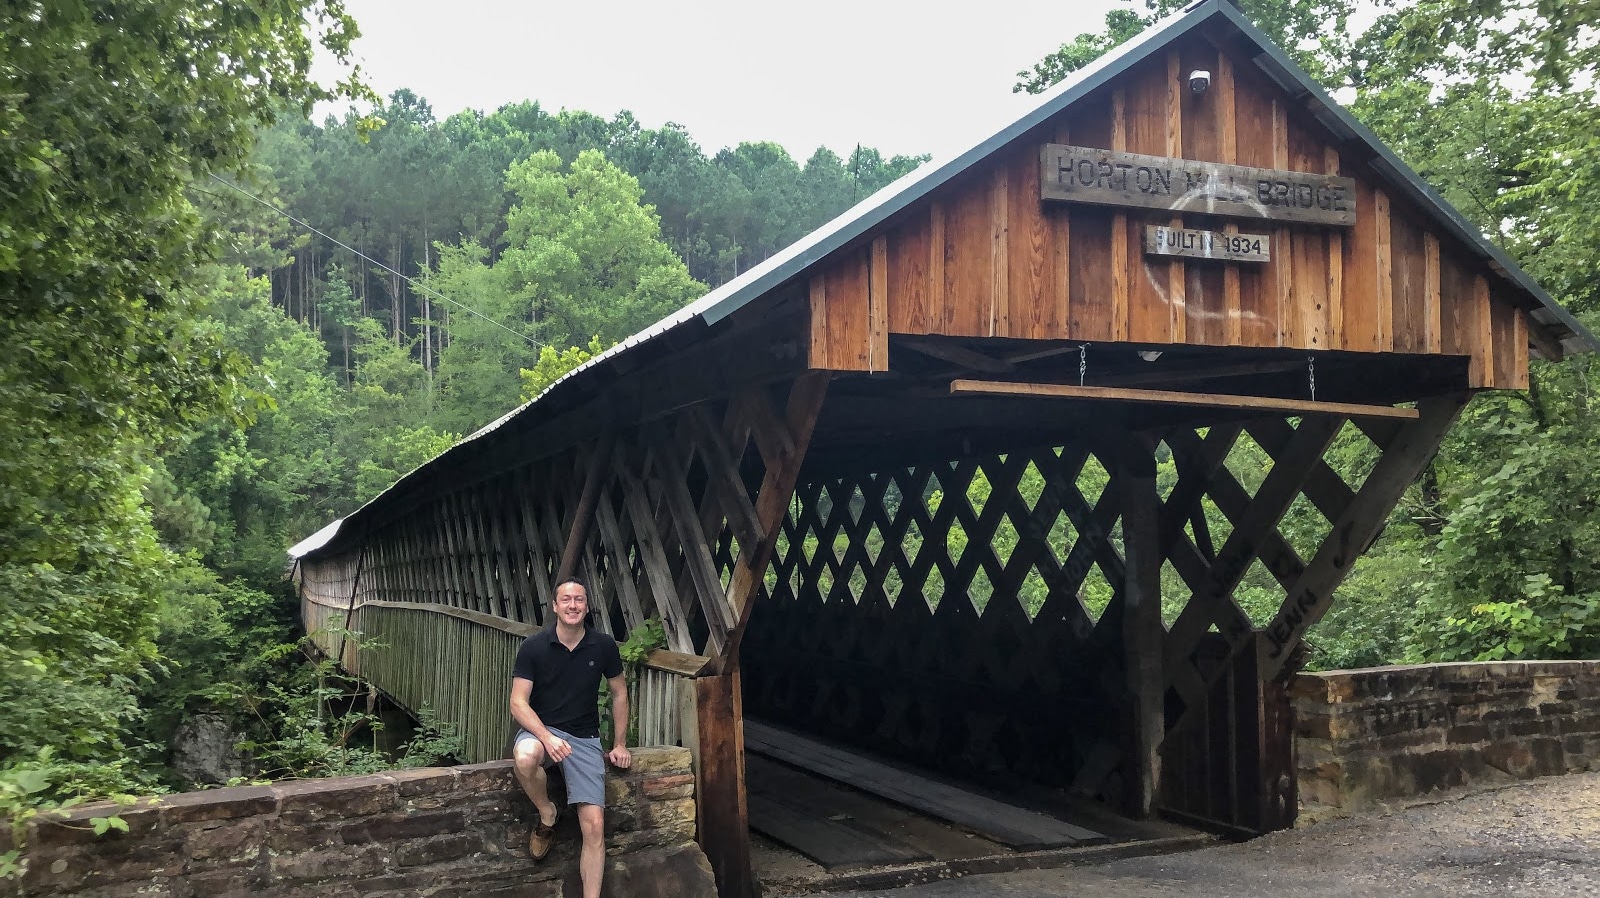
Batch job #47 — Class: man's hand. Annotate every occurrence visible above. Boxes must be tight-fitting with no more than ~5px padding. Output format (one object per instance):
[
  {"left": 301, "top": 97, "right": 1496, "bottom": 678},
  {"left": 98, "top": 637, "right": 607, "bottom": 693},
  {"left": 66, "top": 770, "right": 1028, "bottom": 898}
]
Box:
[
  {"left": 607, "top": 745, "right": 632, "bottom": 769},
  {"left": 542, "top": 734, "right": 572, "bottom": 763}
]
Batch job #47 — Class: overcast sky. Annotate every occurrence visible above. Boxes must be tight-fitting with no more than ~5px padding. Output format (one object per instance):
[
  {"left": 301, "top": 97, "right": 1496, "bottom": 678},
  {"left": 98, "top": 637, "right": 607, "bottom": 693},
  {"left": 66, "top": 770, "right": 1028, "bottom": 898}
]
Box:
[{"left": 317, "top": 0, "right": 1122, "bottom": 161}]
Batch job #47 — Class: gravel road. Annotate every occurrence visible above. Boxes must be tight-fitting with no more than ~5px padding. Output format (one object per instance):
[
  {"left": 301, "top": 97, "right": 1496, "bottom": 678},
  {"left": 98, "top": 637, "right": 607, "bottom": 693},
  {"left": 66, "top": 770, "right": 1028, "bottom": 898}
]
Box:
[{"left": 813, "top": 772, "right": 1600, "bottom": 898}]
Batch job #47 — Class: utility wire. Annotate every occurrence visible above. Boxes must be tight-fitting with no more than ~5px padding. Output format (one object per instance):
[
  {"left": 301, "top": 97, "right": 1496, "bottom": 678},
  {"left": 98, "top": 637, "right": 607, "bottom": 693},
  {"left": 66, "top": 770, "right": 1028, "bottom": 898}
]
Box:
[{"left": 206, "top": 173, "right": 546, "bottom": 350}]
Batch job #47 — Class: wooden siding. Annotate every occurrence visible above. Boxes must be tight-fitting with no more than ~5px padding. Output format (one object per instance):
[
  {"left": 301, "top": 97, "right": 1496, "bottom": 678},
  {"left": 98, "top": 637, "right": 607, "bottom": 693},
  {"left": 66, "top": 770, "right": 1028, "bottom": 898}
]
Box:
[{"left": 806, "top": 33, "right": 1540, "bottom": 389}]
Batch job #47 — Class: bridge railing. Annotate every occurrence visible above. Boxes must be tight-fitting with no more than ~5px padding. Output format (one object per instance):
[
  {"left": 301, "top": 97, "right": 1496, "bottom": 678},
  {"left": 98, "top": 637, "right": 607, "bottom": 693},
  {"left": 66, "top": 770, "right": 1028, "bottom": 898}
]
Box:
[{"left": 300, "top": 595, "right": 706, "bottom": 763}]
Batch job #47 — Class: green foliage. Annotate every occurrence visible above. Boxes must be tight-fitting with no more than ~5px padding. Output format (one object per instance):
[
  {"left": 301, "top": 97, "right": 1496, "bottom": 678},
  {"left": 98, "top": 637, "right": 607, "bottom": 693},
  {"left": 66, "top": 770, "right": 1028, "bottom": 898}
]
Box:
[
  {"left": 520, "top": 337, "right": 610, "bottom": 403},
  {"left": 601, "top": 619, "right": 669, "bottom": 748}
]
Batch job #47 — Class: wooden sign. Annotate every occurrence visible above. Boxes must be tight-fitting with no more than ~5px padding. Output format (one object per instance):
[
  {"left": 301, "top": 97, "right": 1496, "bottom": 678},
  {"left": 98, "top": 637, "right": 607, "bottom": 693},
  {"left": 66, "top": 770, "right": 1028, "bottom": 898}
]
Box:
[
  {"left": 1145, "top": 225, "right": 1270, "bottom": 262},
  {"left": 1041, "top": 144, "right": 1357, "bottom": 227}
]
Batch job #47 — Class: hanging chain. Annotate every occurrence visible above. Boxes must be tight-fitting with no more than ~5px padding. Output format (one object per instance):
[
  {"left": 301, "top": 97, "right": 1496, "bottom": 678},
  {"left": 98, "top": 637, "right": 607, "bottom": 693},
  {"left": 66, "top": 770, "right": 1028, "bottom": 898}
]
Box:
[
  {"left": 1079, "top": 344, "right": 1089, "bottom": 387},
  {"left": 1308, "top": 355, "right": 1317, "bottom": 402}
]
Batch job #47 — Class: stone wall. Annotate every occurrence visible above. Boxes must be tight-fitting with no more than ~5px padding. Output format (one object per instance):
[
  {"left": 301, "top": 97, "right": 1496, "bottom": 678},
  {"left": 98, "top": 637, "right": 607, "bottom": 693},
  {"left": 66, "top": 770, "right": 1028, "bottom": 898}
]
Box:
[
  {"left": 1293, "top": 661, "right": 1600, "bottom": 812},
  {"left": 11, "top": 747, "right": 714, "bottom": 898}
]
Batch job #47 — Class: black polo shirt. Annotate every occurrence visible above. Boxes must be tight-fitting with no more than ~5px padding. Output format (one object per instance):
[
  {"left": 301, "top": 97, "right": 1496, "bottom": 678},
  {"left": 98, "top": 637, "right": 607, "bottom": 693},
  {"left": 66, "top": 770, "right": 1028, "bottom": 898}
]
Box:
[{"left": 512, "top": 625, "right": 623, "bottom": 738}]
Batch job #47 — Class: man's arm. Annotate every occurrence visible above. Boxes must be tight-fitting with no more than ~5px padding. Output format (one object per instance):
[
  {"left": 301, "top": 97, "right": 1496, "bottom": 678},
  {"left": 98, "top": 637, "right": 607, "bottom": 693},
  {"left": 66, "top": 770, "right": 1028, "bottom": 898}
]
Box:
[
  {"left": 605, "top": 673, "right": 631, "bottom": 768},
  {"left": 510, "top": 676, "right": 572, "bottom": 762}
]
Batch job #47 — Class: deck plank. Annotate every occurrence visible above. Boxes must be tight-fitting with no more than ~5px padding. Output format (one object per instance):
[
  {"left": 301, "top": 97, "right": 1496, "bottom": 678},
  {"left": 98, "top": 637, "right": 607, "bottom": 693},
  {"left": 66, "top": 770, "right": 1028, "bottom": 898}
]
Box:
[{"left": 745, "top": 720, "right": 1108, "bottom": 850}]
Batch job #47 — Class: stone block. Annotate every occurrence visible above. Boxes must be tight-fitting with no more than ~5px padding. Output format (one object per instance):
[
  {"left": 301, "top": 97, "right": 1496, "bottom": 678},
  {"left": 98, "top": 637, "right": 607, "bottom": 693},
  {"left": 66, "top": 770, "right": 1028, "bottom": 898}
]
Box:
[
  {"left": 273, "top": 775, "right": 397, "bottom": 823},
  {"left": 23, "top": 839, "right": 185, "bottom": 893},
  {"left": 385, "top": 767, "right": 458, "bottom": 798},
  {"left": 566, "top": 841, "right": 715, "bottom": 898},
  {"left": 625, "top": 747, "right": 691, "bottom": 778},
  {"left": 455, "top": 761, "right": 515, "bottom": 793},
  {"left": 184, "top": 866, "right": 266, "bottom": 897},
  {"left": 395, "top": 832, "right": 482, "bottom": 867},
  {"left": 178, "top": 818, "right": 267, "bottom": 867},
  {"left": 1447, "top": 724, "right": 1490, "bottom": 745},
  {"left": 158, "top": 785, "right": 278, "bottom": 825},
  {"left": 267, "top": 821, "right": 341, "bottom": 852},
  {"left": 643, "top": 797, "right": 695, "bottom": 836},
  {"left": 268, "top": 843, "right": 385, "bottom": 882},
  {"left": 31, "top": 799, "right": 163, "bottom": 847},
  {"left": 605, "top": 776, "right": 635, "bottom": 809},
  {"left": 340, "top": 809, "right": 466, "bottom": 844}
]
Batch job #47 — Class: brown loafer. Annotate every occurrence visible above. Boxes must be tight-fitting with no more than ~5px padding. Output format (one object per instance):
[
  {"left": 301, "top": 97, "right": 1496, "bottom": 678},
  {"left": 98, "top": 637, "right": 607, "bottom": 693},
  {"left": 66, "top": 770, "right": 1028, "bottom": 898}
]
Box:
[{"left": 528, "top": 805, "right": 560, "bottom": 860}]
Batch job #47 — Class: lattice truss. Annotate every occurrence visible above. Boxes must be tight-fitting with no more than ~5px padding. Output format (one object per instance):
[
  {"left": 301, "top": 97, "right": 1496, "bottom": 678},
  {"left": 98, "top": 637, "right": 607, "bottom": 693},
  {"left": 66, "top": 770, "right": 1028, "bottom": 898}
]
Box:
[
  {"left": 745, "top": 396, "right": 1463, "bottom": 777},
  {"left": 353, "top": 375, "right": 829, "bottom": 664}
]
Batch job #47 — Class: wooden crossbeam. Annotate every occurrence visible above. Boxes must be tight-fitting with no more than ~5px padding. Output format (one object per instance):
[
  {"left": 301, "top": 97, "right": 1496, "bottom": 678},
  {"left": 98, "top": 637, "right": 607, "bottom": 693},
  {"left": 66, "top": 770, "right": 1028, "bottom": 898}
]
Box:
[
  {"left": 1258, "top": 394, "right": 1468, "bottom": 679},
  {"left": 555, "top": 433, "right": 615, "bottom": 584},
  {"left": 900, "top": 336, "right": 1017, "bottom": 373},
  {"left": 613, "top": 457, "right": 700, "bottom": 655},
  {"left": 1162, "top": 416, "right": 1344, "bottom": 714},
  {"left": 949, "top": 380, "right": 1422, "bottom": 420},
  {"left": 721, "top": 372, "right": 830, "bottom": 666}
]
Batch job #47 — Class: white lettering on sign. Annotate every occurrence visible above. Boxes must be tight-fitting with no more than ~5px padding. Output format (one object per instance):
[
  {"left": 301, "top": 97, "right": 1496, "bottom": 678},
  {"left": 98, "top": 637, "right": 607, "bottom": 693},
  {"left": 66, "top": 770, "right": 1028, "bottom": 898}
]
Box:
[{"left": 1145, "top": 226, "right": 1271, "bottom": 262}]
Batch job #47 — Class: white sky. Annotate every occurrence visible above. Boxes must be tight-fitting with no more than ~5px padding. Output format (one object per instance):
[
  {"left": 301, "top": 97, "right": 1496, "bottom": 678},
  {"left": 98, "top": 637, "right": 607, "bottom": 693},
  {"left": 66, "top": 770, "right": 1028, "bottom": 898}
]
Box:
[{"left": 317, "top": 0, "right": 1122, "bottom": 161}]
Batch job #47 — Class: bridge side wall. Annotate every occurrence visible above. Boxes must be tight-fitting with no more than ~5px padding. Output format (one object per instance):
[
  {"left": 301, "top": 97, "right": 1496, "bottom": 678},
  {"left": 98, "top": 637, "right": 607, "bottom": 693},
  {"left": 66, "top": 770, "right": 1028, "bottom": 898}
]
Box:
[
  {"left": 16, "top": 749, "right": 711, "bottom": 898},
  {"left": 1293, "top": 661, "right": 1600, "bottom": 812}
]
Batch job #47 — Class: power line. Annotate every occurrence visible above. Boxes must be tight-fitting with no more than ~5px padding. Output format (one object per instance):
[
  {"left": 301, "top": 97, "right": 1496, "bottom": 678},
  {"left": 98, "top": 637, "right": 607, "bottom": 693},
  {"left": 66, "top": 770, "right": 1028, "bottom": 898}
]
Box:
[{"left": 206, "top": 173, "right": 546, "bottom": 350}]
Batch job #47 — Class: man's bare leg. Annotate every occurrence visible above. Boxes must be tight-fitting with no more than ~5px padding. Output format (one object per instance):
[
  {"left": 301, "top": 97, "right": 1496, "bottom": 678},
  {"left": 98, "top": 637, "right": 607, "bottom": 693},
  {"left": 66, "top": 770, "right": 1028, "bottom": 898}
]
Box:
[
  {"left": 512, "top": 741, "right": 559, "bottom": 830},
  {"left": 577, "top": 803, "right": 606, "bottom": 898}
]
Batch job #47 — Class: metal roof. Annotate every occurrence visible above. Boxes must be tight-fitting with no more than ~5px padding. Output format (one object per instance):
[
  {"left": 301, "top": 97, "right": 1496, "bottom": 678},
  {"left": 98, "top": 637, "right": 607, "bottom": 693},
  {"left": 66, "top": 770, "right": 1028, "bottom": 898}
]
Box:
[{"left": 296, "top": 0, "right": 1594, "bottom": 561}]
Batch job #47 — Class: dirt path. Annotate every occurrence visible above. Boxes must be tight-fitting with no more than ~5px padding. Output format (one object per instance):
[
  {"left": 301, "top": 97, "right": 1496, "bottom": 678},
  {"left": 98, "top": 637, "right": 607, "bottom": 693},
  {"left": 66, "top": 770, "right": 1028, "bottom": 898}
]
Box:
[{"left": 803, "top": 772, "right": 1600, "bottom": 898}]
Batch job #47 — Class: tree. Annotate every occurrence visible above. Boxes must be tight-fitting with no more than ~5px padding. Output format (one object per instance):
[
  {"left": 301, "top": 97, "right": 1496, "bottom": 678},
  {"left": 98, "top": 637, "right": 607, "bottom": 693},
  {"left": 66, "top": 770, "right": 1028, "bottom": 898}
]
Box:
[{"left": 0, "top": 0, "right": 368, "bottom": 801}]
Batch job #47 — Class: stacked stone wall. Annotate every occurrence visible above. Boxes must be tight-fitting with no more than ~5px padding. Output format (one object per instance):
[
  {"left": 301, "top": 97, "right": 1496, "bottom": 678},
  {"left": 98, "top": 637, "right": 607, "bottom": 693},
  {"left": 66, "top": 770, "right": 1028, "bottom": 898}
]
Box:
[
  {"left": 11, "top": 747, "right": 712, "bottom": 898},
  {"left": 1293, "top": 661, "right": 1600, "bottom": 811}
]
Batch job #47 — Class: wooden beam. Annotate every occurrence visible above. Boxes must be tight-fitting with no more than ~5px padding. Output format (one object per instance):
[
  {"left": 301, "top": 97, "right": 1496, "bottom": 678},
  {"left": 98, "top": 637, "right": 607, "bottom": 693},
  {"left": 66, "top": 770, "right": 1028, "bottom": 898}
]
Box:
[
  {"left": 1112, "top": 431, "right": 1163, "bottom": 819},
  {"left": 720, "top": 372, "right": 831, "bottom": 668},
  {"left": 1258, "top": 394, "right": 1468, "bottom": 679},
  {"left": 899, "top": 336, "right": 1016, "bottom": 374},
  {"left": 696, "top": 665, "right": 756, "bottom": 898},
  {"left": 555, "top": 433, "right": 616, "bottom": 584},
  {"left": 949, "top": 380, "right": 1420, "bottom": 420}
]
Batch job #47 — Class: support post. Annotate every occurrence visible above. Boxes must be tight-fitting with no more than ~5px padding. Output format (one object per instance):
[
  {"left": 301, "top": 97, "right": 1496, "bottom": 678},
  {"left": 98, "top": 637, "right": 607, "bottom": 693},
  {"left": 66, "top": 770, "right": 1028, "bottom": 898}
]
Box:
[
  {"left": 695, "top": 665, "right": 753, "bottom": 898},
  {"left": 1113, "top": 432, "right": 1163, "bottom": 817}
]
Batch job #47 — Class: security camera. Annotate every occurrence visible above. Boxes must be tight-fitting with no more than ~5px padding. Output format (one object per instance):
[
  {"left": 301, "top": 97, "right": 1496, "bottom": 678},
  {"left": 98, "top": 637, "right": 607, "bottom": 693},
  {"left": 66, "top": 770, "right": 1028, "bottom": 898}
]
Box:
[{"left": 1189, "top": 70, "right": 1211, "bottom": 94}]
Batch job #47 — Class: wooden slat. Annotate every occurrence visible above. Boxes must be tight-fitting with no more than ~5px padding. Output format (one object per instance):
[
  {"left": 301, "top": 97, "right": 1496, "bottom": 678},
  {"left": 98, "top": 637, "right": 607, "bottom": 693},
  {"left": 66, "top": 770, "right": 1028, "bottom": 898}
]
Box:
[
  {"left": 808, "top": 276, "right": 829, "bottom": 369},
  {"left": 1375, "top": 189, "right": 1395, "bottom": 350},
  {"left": 1220, "top": 54, "right": 1242, "bottom": 344},
  {"left": 990, "top": 166, "right": 1010, "bottom": 338},
  {"left": 949, "top": 380, "right": 1420, "bottom": 419},
  {"left": 1008, "top": 136, "right": 1056, "bottom": 341},
  {"left": 744, "top": 721, "right": 1107, "bottom": 849},
  {"left": 1470, "top": 274, "right": 1494, "bottom": 387},
  {"left": 870, "top": 235, "right": 889, "bottom": 370},
  {"left": 887, "top": 216, "right": 931, "bottom": 335},
  {"left": 1110, "top": 87, "right": 1130, "bottom": 342},
  {"left": 555, "top": 434, "right": 615, "bottom": 584},
  {"left": 615, "top": 456, "right": 698, "bottom": 655},
  {"left": 1125, "top": 57, "right": 1173, "bottom": 345},
  {"left": 928, "top": 201, "right": 947, "bottom": 333},
  {"left": 1423, "top": 233, "right": 1443, "bottom": 353},
  {"left": 593, "top": 484, "right": 649, "bottom": 632},
  {"left": 653, "top": 437, "right": 737, "bottom": 638},
  {"left": 1258, "top": 395, "right": 1469, "bottom": 679}
]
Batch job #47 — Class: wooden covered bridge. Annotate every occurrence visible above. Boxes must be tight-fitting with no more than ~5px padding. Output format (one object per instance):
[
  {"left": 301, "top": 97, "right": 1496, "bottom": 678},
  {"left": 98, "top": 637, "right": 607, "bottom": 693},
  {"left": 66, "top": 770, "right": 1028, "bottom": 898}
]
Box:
[{"left": 293, "top": 2, "right": 1593, "bottom": 894}]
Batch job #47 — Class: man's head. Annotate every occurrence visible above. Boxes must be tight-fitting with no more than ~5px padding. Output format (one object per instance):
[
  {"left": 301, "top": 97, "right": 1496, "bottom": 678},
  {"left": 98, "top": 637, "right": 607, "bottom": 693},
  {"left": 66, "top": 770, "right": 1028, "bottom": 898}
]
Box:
[{"left": 553, "top": 577, "right": 589, "bottom": 628}]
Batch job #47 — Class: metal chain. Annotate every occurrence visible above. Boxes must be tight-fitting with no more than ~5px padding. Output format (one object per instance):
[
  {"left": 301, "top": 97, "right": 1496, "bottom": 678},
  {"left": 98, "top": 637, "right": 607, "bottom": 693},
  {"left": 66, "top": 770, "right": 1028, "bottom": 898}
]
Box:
[
  {"left": 1079, "top": 344, "right": 1089, "bottom": 386},
  {"left": 1308, "top": 355, "right": 1317, "bottom": 402}
]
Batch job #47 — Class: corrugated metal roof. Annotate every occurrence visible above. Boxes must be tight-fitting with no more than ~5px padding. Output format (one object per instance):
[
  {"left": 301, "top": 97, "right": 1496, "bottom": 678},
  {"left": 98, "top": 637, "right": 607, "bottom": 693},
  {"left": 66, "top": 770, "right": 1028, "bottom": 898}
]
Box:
[{"left": 296, "top": 0, "right": 1594, "bottom": 561}]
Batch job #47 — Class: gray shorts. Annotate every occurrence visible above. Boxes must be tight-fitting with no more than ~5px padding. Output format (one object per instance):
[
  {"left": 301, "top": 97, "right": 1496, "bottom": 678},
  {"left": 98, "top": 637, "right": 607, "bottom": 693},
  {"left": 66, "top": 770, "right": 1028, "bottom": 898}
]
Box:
[{"left": 515, "top": 728, "right": 607, "bottom": 807}]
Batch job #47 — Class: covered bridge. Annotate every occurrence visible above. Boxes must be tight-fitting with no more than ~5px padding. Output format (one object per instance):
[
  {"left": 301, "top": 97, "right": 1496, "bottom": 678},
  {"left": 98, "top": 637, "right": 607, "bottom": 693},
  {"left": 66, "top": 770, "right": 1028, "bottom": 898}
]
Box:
[{"left": 292, "top": 1, "right": 1594, "bottom": 894}]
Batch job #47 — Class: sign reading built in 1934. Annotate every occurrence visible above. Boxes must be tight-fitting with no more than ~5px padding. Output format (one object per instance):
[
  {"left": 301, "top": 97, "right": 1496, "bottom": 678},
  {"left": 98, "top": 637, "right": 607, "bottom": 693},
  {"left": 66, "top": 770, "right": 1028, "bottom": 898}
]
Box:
[
  {"left": 1041, "top": 144, "right": 1358, "bottom": 227},
  {"left": 1145, "top": 225, "right": 1271, "bottom": 262}
]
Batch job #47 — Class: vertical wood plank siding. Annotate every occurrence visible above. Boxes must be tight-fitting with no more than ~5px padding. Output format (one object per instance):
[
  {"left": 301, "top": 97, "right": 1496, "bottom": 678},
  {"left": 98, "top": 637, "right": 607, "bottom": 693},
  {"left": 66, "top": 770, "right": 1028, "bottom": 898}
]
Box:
[{"left": 803, "top": 34, "right": 1533, "bottom": 387}]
